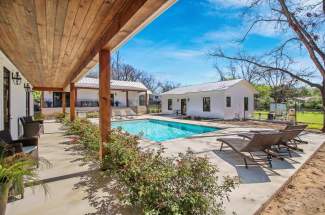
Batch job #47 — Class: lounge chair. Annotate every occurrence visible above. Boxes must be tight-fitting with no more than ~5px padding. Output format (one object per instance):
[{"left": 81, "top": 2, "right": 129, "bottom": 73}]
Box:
[
  {"left": 217, "top": 132, "right": 283, "bottom": 170},
  {"left": 125, "top": 109, "right": 137, "bottom": 119},
  {"left": 113, "top": 110, "right": 123, "bottom": 120},
  {"left": 0, "top": 130, "right": 39, "bottom": 165}
]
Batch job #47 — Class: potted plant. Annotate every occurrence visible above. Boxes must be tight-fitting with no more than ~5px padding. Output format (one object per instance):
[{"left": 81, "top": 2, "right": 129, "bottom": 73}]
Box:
[{"left": 0, "top": 153, "right": 44, "bottom": 215}]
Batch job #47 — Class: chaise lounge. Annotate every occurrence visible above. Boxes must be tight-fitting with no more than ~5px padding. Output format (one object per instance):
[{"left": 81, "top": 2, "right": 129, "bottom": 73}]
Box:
[{"left": 217, "top": 132, "right": 284, "bottom": 170}]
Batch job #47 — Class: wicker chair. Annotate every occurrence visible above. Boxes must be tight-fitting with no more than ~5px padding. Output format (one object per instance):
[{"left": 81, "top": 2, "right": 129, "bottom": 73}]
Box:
[{"left": 19, "top": 117, "right": 42, "bottom": 137}]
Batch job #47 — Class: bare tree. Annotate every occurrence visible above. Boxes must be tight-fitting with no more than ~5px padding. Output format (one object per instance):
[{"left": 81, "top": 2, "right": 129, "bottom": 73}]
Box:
[
  {"left": 210, "top": 0, "right": 325, "bottom": 132},
  {"left": 158, "top": 81, "right": 181, "bottom": 93}
]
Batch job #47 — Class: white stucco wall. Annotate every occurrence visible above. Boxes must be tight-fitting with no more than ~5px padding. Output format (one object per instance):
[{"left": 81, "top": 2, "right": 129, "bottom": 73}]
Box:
[
  {"left": 161, "top": 81, "right": 256, "bottom": 119},
  {"left": 223, "top": 82, "right": 255, "bottom": 120},
  {"left": 0, "top": 51, "right": 34, "bottom": 139}
]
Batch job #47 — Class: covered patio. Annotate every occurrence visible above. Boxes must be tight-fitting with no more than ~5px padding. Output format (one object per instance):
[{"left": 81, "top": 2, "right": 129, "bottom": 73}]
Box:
[{"left": 0, "top": 0, "right": 176, "bottom": 159}]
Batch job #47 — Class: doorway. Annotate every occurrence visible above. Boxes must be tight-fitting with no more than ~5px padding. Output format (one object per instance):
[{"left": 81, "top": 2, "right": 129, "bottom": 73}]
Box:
[
  {"left": 181, "top": 99, "right": 187, "bottom": 115},
  {"left": 3, "top": 67, "right": 10, "bottom": 131}
]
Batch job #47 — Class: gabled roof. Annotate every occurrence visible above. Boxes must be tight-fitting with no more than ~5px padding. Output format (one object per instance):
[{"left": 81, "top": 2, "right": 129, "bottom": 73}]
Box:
[
  {"left": 76, "top": 77, "right": 148, "bottom": 91},
  {"left": 162, "top": 79, "right": 257, "bottom": 95}
]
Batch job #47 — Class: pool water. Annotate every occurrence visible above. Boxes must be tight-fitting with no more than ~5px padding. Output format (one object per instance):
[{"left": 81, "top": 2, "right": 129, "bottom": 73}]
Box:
[{"left": 112, "top": 119, "right": 219, "bottom": 142}]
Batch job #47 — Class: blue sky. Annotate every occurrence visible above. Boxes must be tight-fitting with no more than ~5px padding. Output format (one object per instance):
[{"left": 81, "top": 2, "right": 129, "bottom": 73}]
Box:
[{"left": 107, "top": 0, "right": 315, "bottom": 85}]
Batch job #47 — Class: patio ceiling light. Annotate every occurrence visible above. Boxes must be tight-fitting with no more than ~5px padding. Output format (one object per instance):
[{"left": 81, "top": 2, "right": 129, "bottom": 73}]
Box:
[
  {"left": 12, "top": 72, "right": 22, "bottom": 85},
  {"left": 24, "top": 83, "right": 32, "bottom": 92}
]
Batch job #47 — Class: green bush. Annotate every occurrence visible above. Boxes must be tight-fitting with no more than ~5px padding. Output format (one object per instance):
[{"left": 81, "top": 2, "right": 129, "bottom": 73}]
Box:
[
  {"left": 86, "top": 111, "right": 99, "bottom": 118},
  {"left": 105, "top": 129, "right": 236, "bottom": 215},
  {"left": 64, "top": 119, "right": 236, "bottom": 214}
]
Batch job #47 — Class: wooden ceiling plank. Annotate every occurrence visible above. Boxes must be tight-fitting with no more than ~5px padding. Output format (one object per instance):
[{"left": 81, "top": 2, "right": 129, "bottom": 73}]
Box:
[
  {"left": 45, "top": 0, "right": 57, "bottom": 76},
  {"left": 65, "top": 0, "right": 128, "bottom": 85},
  {"left": 19, "top": 0, "right": 45, "bottom": 86},
  {"left": 53, "top": 0, "right": 81, "bottom": 86},
  {"left": 64, "top": 0, "right": 122, "bottom": 81},
  {"left": 35, "top": 0, "right": 47, "bottom": 86},
  {"left": 52, "top": 0, "right": 69, "bottom": 86},
  {"left": 68, "top": 0, "right": 104, "bottom": 64},
  {"left": 66, "top": 0, "right": 148, "bottom": 86}
]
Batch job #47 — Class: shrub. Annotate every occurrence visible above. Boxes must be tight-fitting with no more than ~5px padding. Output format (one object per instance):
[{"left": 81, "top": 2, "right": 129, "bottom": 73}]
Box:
[
  {"left": 86, "top": 111, "right": 99, "bottom": 118},
  {"left": 64, "top": 119, "right": 236, "bottom": 214},
  {"left": 55, "top": 112, "right": 66, "bottom": 122},
  {"left": 104, "top": 130, "right": 236, "bottom": 215}
]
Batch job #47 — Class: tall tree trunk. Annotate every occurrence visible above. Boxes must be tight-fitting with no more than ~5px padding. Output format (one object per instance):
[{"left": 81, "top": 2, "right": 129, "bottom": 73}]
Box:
[{"left": 321, "top": 78, "right": 325, "bottom": 133}]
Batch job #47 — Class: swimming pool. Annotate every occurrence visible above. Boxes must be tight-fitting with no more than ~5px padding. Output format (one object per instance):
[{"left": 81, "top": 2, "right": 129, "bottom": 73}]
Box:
[{"left": 112, "top": 119, "right": 219, "bottom": 142}]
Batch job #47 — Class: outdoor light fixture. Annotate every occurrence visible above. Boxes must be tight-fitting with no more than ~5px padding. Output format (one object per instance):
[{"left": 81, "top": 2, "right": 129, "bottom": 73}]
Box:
[
  {"left": 12, "top": 72, "right": 22, "bottom": 85},
  {"left": 24, "top": 83, "right": 32, "bottom": 92},
  {"left": 187, "top": 98, "right": 190, "bottom": 102}
]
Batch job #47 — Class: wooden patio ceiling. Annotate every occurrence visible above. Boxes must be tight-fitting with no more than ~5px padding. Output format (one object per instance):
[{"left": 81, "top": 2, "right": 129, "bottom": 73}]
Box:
[{"left": 0, "top": 0, "right": 175, "bottom": 89}]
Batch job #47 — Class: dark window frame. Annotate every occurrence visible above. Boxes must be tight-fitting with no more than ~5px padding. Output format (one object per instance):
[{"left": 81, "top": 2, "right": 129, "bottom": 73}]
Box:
[
  {"left": 168, "top": 99, "right": 172, "bottom": 110},
  {"left": 226, "top": 96, "right": 231, "bottom": 108},
  {"left": 203, "top": 97, "right": 210, "bottom": 112}
]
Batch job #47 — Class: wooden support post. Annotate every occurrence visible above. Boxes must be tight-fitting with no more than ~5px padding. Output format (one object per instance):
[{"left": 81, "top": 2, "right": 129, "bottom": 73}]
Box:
[
  {"left": 126, "top": 90, "right": 129, "bottom": 107},
  {"left": 62, "top": 92, "right": 66, "bottom": 115},
  {"left": 70, "top": 83, "right": 76, "bottom": 121},
  {"left": 99, "top": 49, "right": 111, "bottom": 161},
  {"left": 145, "top": 91, "right": 148, "bottom": 113},
  {"left": 40, "top": 91, "right": 44, "bottom": 113}
]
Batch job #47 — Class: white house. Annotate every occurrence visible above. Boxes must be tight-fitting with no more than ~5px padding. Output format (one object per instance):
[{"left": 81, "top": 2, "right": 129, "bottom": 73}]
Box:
[
  {"left": 41, "top": 77, "right": 151, "bottom": 116},
  {"left": 161, "top": 79, "right": 258, "bottom": 119},
  {"left": 0, "top": 51, "right": 34, "bottom": 139}
]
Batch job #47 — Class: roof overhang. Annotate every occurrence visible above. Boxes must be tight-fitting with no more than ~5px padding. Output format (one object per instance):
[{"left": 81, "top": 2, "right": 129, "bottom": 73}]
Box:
[{"left": 0, "top": 0, "right": 176, "bottom": 89}]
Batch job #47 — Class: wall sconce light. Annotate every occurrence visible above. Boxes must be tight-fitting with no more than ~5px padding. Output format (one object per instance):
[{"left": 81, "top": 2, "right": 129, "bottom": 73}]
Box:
[
  {"left": 12, "top": 72, "right": 22, "bottom": 85},
  {"left": 187, "top": 98, "right": 190, "bottom": 102},
  {"left": 177, "top": 99, "right": 179, "bottom": 102},
  {"left": 24, "top": 83, "right": 32, "bottom": 92}
]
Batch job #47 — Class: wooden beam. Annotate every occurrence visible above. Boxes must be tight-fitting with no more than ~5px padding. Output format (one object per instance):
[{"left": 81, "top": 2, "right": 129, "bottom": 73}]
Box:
[
  {"left": 70, "top": 83, "right": 76, "bottom": 121},
  {"left": 99, "top": 49, "right": 111, "bottom": 161},
  {"left": 33, "top": 86, "right": 64, "bottom": 91},
  {"left": 62, "top": 92, "right": 66, "bottom": 115},
  {"left": 126, "top": 90, "right": 129, "bottom": 107},
  {"left": 145, "top": 90, "right": 148, "bottom": 113}
]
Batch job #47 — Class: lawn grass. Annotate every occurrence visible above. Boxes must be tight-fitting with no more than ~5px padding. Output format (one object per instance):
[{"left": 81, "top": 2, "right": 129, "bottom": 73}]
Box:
[{"left": 253, "top": 111, "right": 324, "bottom": 130}]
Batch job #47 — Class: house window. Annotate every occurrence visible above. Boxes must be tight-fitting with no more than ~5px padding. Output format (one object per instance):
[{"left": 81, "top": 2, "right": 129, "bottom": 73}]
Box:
[
  {"left": 226, "top": 96, "right": 231, "bottom": 107},
  {"left": 244, "top": 97, "right": 249, "bottom": 111},
  {"left": 53, "top": 92, "right": 62, "bottom": 107},
  {"left": 203, "top": 97, "right": 210, "bottom": 112},
  {"left": 168, "top": 99, "right": 172, "bottom": 110}
]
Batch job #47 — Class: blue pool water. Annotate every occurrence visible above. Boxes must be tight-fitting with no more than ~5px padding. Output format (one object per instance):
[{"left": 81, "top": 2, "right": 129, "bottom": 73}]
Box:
[{"left": 112, "top": 119, "right": 219, "bottom": 142}]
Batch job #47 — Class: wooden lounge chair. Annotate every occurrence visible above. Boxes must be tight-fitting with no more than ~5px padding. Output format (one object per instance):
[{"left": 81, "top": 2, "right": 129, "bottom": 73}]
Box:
[{"left": 217, "top": 132, "right": 283, "bottom": 170}]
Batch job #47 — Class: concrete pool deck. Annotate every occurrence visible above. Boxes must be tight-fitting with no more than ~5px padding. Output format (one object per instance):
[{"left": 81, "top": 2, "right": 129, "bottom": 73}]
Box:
[{"left": 7, "top": 117, "right": 325, "bottom": 215}]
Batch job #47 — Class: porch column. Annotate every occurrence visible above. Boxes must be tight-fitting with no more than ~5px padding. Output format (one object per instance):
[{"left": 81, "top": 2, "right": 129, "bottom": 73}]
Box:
[
  {"left": 40, "top": 91, "right": 44, "bottom": 113},
  {"left": 70, "top": 83, "right": 76, "bottom": 121},
  {"left": 99, "top": 49, "right": 111, "bottom": 161},
  {"left": 62, "top": 92, "right": 66, "bottom": 115},
  {"left": 145, "top": 90, "right": 148, "bottom": 113},
  {"left": 126, "top": 90, "right": 129, "bottom": 107}
]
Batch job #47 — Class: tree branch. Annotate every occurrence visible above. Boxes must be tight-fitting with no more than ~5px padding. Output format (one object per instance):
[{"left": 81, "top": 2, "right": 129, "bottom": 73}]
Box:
[{"left": 210, "top": 51, "right": 322, "bottom": 89}]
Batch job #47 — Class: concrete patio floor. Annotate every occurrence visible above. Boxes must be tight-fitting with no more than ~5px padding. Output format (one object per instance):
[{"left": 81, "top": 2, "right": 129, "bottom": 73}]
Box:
[{"left": 7, "top": 117, "right": 325, "bottom": 215}]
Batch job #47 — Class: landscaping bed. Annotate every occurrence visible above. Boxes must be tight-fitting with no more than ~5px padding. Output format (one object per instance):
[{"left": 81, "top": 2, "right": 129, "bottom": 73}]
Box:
[{"left": 260, "top": 143, "right": 325, "bottom": 215}]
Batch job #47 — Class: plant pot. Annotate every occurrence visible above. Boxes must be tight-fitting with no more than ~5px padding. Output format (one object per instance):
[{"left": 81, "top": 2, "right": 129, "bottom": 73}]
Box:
[{"left": 0, "top": 182, "right": 11, "bottom": 215}]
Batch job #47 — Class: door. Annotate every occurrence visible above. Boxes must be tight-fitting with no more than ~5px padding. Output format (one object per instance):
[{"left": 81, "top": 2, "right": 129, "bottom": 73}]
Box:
[
  {"left": 181, "top": 99, "right": 187, "bottom": 115},
  {"left": 3, "top": 67, "right": 10, "bottom": 131},
  {"left": 244, "top": 97, "right": 249, "bottom": 119}
]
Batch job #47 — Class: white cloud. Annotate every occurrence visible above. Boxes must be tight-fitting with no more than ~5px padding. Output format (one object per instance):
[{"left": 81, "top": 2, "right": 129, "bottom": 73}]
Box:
[{"left": 207, "top": 0, "right": 251, "bottom": 9}]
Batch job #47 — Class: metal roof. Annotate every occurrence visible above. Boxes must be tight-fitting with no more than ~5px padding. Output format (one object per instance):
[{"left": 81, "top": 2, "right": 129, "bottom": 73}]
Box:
[
  {"left": 76, "top": 77, "right": 148, "bottom": 91},
  {"left": 161, "top": 79, "right": 256, "bottom": 95}
]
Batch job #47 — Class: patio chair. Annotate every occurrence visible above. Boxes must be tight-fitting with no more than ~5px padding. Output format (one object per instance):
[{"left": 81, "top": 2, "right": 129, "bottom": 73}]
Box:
[
  {"left": 0, "top": 130, "right": 39, "bottom": 164},
  {"left": 21, "top": 116, "right": 44, "bottom": 134},
  {"left": 113, "top": 110, "right": 123, "bottom": 120},
  {"left": 125, "top": 109, "right": 137, "bottom": 119},
  {"left": 217, "top": 132, "right": 283, "bottom": 170},
  {"left": 20, "top": 117, "right": 42, "bottom": 137},
  {"left": 239, "top": 129, "right": 306, "bottom": 156}
]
